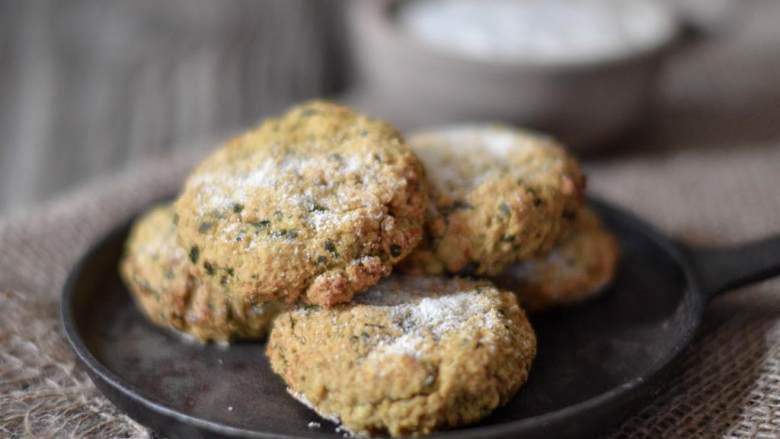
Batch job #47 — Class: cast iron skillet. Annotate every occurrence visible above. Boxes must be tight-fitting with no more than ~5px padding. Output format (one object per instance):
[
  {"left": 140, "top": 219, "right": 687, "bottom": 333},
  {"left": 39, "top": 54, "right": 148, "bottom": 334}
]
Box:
[{"left": 61, "top": 198, "right": 780, "bottom": 439}]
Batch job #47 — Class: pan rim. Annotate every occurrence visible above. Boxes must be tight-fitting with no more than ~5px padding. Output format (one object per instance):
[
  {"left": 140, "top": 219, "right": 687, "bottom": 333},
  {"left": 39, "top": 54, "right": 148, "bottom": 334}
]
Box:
[{"left": 60, "top": 198, "right": 706, "bottom": 438}]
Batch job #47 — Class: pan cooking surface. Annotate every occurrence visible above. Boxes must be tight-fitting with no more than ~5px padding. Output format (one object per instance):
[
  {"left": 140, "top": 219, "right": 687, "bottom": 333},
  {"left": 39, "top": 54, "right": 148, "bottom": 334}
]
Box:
[{"left": 65, "top": 201, "right": 700, "bottom": 438}]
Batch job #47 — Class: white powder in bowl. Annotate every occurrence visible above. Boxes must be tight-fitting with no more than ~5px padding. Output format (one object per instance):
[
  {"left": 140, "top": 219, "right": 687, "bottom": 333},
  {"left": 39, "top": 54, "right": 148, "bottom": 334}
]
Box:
[{"left": 398, "top": 0, "right": 676, "bottom": 64}]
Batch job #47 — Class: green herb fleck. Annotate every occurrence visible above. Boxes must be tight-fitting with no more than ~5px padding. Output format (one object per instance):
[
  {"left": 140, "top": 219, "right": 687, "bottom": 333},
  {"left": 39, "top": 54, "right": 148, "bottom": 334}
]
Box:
[
  {"left": 441, "top": 200, "right": 473, "bottom": 216},
  {"left": 226, "top": 267, "right": 235, "bottom": 277},
  {"left": 204, "top": 261, "right": 215, "bottom": 276},
  {"left": 189, "top": 246, "right": 200, "bottom": 264},
  {"left": 499, "top": 202, "right": 511, "bottom": 217},
  {"left": 526, "top": 187, "right": 543, "bottom": 207},
  {"left": 252, "top": 220, "right": 271, "bottom": 230},
  {"left": 324, "top": 240, "right": 338, "bottom": 254},
  {"left": 272, "top": 229, "right": 298, "bottom": 240},
  {"left": 459, "top": 262, "right": 479, "bottom": 276},
  {"left": 454, "top": 200, "right": 473, "bottom": 210},
  {"left": 232, "top": 203, "right": 244, "bottom": 214},
  {"left": 309, "top": 203, "right": 327, "bottom": 213}
]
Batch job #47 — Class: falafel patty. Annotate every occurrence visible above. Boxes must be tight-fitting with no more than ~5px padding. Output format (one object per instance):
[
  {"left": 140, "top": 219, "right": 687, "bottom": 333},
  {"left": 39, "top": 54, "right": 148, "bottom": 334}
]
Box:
[
  {"left": 175, "top": 101, "right": 428, "bottom": 307},
  {"left": 401, "top": 124, "right": 586, "bottom": 276},
  {"left": 494, "top": 207, "right": 619, "bottom": 311},
  {"left": 120, "top": 204, "right": 282, "bottom": 343},
  {"left": 267, "top": 275, "right": 536, "bottom": 437}
]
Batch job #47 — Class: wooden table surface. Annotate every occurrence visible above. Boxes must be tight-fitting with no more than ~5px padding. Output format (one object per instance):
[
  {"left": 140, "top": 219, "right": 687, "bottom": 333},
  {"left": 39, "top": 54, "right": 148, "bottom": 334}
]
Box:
[
  {"left": 0, "top": 0, "right": 345, "bottom": 214},
  {"left": 0, "top": 0, "right": 755, "bottom": 215}
]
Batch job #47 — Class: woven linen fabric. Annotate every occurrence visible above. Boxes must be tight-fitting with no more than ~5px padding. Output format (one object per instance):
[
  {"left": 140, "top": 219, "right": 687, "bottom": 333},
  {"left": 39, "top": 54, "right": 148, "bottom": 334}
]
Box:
[
  {"left": 2, "top": 1, "right": 780, "bottom": 438},
  {"left": 0, "top": 152, "right": 200, "bottom": 438}
]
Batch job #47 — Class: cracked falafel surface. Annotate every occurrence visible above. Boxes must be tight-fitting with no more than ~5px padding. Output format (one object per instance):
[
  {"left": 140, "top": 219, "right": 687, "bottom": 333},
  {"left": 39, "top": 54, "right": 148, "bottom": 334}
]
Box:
[
  {"left": 174, "top": 101, "right": 428, "bottom": 307},
  {"left": 266, "top": 275, "right": 536, "bottom": 437},
  {"left": 119, "top": 204, "right": 282, "bottom": 343},
  {"left": 401, "top": 124, "right": 585, "bottom": 276}
]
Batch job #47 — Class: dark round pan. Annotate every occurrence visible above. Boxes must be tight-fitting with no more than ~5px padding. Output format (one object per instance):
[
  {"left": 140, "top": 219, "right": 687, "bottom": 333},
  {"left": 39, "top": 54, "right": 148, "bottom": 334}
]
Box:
[{"left": 61, "top": 199, "right": 780, "bottom": 439}]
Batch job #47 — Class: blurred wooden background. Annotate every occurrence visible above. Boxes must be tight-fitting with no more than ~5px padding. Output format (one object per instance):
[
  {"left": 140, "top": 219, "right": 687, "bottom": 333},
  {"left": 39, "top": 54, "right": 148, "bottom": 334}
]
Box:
[
  {"left": 0, "top": 0, "right": 346, "bottom": 214},
  {"left": 0, "top": 0, "right": 755, "bottom": 215}
]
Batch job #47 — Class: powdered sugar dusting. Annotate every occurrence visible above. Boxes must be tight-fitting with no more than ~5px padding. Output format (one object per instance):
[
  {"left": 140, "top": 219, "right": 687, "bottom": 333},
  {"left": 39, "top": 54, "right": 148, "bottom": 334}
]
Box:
[
  {"left": 382, "top": 291, "right": 500, "bottom": 358},
  {"left": 134, "top": 207, "right": 185, "bottom": 261},
  {"left": 410, "top": 124, "right": 554, "bottom": 191},
  {"left": 189, "top": 155, "right": 331, "bottom": 215},
  {"left": 507, "top": 248, "right": 573, "bottom": 278},
  {"left": 287, "top": 389, "right": 350, "bottom": 432},
  {"left": 415, "top": 124, "right": 537, "bottom": 159},
  {"left": 309, "top": 209, "right": 363, "bottom": 232},
  {"left": 357, "top": 277, "right": 504, "bottom": 360},
  {"left": 186, "top": 149, "right": 397, "bottom": 245},
  {"left": 378, "top": 333, "right": 425, "bottom": 357},
  {"left": 138, "top": 228, "right": 182, "bottom": 261}
]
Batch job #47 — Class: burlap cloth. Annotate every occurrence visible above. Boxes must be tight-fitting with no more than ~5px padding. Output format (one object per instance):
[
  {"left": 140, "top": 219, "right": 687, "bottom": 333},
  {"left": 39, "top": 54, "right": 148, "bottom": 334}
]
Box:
[{"left": 3, "top": 2, "right": 780, "bottom": 438}]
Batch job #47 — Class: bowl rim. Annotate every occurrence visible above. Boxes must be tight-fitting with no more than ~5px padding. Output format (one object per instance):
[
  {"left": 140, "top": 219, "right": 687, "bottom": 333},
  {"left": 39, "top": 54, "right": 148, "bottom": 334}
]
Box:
[{"left": 353, "top": 0, "right": 684, "bottom": 72}]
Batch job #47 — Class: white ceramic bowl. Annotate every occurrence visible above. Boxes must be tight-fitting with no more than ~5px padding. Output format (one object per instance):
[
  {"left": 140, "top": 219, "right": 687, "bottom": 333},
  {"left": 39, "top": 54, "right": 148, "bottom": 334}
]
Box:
[{"left": 346, "top": 0, "right": 685, "bottom": 150}]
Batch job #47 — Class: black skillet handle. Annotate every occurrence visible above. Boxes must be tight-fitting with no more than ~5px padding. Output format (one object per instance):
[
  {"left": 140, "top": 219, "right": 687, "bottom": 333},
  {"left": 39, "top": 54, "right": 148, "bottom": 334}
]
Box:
[{"left": 686, "top": 235, "right": 780, "bottom": 300}]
